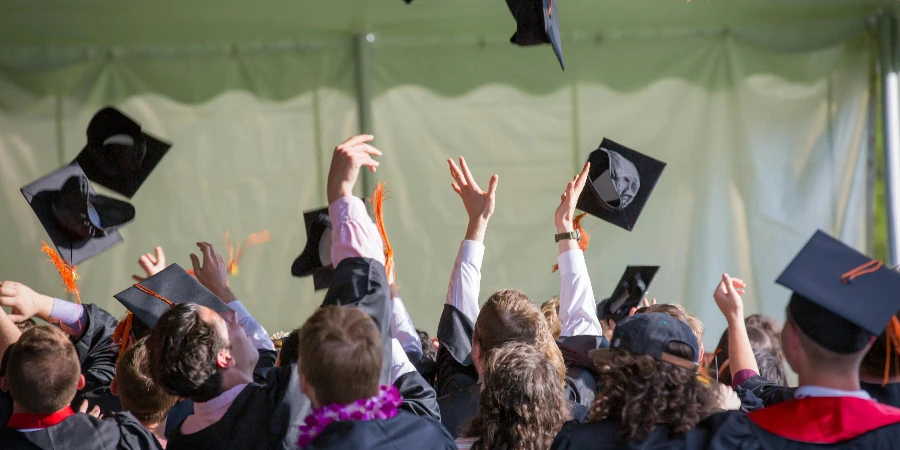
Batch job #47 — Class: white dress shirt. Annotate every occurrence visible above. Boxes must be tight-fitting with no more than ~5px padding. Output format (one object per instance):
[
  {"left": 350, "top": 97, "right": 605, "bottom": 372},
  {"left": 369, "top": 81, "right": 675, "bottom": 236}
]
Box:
[
  {"left": 391, "top": 338, "right": 417, "bottom": 383},
  {"left": 446, "top": 240, "right": 484, "bottom": 325},
  {"left": 557, "top": 249, "right": 603, "bottom": 337},
  {"left": 392, "top": 297, "right": 423, "bottom": 361},
  {"left": 230, "top": 300, "right": 275, "bottom": 351}
]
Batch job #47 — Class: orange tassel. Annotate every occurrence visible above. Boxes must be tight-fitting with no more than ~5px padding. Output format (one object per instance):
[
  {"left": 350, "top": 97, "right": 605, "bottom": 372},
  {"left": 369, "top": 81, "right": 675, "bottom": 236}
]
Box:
[
  {"left": 40, "top": 240, "right": 82, "bottom": 304},
  {"left": 184, "top": 230, "right": 271, "bottom": 278},
  {"left": 113, "top": 313, "right": 134, "bottom": 359},
  {"left": 884, "top": 316, "right": 900, "bottom": 386},
  {"left": 370, "top": 182, "right": 395, "bottom": 281},
  {"left": 552, "top": 213, "right": 590, "bottom": 273}
]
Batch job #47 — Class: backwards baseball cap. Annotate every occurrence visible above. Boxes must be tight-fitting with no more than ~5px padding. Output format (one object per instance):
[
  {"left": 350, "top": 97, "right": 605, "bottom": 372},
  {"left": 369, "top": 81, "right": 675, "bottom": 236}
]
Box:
[{"left": 590, "top": 312, "right": 700, "bottom": 373}]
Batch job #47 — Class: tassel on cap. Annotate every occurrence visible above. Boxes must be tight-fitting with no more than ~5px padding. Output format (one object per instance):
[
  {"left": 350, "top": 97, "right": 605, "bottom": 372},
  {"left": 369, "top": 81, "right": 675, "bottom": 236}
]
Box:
[
  {"left": 371, "top": 182, "right": 395, "bottom": 281},
  {"left": 113, "top": 313, "right": 134, "bottom": 358},
  {"left": 883, "top": 316, "right": 900, "bottom": 386},
  {"left": 552, "top": 212, "right": 590, "bottom": 273},
  {"left": 40, "top": 240, "right": 82, "bottom": 304}
]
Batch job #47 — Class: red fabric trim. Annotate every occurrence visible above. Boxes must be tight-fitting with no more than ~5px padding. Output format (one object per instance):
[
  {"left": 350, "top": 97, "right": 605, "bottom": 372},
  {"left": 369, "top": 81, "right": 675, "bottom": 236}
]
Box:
[
  {"left": 750, "top": 397, "right": 900, "bottom": 444},
  {"left": 7, "top": 406, "right": 75, "bottom": 430}
]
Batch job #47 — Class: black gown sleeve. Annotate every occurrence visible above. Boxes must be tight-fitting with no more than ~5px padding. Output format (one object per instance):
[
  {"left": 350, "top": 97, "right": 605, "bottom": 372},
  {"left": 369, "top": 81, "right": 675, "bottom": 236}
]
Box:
[
  {"left": 74, "top": 304, "right": 119, "bottom": 392},
  {"left": 435, "top": 304, "right": 479, "bottom": 398},
  {"left": 254, "top": 349, "right": 277, "bottom": 383},
  {"left": 395, "top": 370, "right": 441, "bottom": 421},
  {"left": 321, "top": 257, "right": 393, "bottom": 386},
  {"left": 557, "top": 335, "right": 608, "bottom": 408},
  {"left": 736, "top": 375, "right": 796, "bottom": 407}
]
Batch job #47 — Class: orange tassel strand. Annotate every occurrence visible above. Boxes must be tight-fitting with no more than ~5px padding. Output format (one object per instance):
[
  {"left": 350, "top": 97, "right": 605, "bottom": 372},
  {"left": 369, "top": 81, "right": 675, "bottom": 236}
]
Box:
[
  {"left": 883, "top": 316, "right": 900, "bottom": 386},
  {"left": 371, "top": 182, "right": 395, "bottom": 282},
  {"left": 40, "top": 240, "right": 82, "bottom": 304},
  {"left": 186, "top": 230, "right": 271, "bottom": 278},
  {"left": 113, "top": 313, "right": 134, "bottom": 358},
  {"left": 552, "top": 213, "right": 590, "bottom": 273}
]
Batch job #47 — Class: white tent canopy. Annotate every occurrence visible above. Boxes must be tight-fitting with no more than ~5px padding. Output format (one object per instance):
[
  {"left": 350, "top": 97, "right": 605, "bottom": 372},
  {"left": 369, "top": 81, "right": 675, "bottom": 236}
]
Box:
[{"left": 0, "top": 0, "right": 895, "bottom": 348}]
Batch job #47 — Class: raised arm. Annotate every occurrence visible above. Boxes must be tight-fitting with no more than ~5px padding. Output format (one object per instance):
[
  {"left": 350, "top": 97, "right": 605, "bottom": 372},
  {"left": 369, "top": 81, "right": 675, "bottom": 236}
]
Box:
[
  {"left": 712, "top": 274, "right": 759, "bottom": 382},
  {"left": 555, "top": 163, "right": 602, "bottom": 337},
  {"left": 392, "top": 294, "right": 423, "bottom": 362}
]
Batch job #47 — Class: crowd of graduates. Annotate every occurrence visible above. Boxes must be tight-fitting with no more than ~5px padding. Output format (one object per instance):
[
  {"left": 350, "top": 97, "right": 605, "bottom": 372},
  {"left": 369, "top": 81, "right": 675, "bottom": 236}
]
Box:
[{"left": 2, "top": 106, "right": 900, "bottom": 450}]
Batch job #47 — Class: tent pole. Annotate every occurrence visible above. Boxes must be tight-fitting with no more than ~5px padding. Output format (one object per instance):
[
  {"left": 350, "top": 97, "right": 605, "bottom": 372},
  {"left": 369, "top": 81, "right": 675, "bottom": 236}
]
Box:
[
  {"left": 354, "top": 32, "right": 376, "bottom": 197},
  {"left": 879, "top": 14, "right": 900, "bottom": 265}
]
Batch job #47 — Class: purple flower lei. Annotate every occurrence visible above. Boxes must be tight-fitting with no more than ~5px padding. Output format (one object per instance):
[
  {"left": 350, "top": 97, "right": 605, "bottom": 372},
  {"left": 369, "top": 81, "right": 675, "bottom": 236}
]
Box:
[{"left": 297, "top": 385, "right": 402, "bottom": 448}]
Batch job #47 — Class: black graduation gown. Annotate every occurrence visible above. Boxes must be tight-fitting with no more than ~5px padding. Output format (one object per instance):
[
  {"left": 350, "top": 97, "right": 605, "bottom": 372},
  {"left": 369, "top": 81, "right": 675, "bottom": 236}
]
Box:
[
  {"left": 740, "top": 374, "right": 900, "bottom": 409},
  {"left": 0, "top": 412, "right": 161, "bottom": 450},
  {"left": 861, "top": 381, "right": 900, "bottom": 408},
  {"left": 550, "top": 415, "right": 725, "bottom": 450},
  {"left": 306, "top": 411, "right": 455, "bottom": 450},
  {"left": 557, "top": 335, "right": 608, "bottom": 408},
  {"left": 708, "top": 396, "right": 900, "bottom": 449},
  {"left": 435, "top": 304, "right": 479, "bottom": 398},
  {"left": 437, "top": 382, "right": 589, "bottom": 439}
]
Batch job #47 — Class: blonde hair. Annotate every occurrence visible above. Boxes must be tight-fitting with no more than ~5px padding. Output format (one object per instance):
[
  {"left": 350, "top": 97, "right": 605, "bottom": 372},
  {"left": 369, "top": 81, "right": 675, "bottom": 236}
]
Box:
[{"left": 541, "top": 296, "right": 562, "bottom": 340}]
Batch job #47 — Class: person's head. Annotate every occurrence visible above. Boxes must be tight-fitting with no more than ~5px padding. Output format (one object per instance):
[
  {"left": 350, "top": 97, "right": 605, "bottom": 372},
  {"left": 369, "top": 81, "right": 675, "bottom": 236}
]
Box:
[
  {"left": 112, "top": 337, "right": 177, "bottom": 424},
  {"left": 782, "top": 294, "right": 874, "bottom": 380},
  {"left": 472, "top": 289, "right": 566, "bottom": 384},
  {"left": 146, "top": 303, "right": 257, "bottom": 402},
  {"left": 1, "top": 326, "right": 84, "bottom": 413},
  {"left": 745, "top": 314, "right": 781, "bottom": 341},
  {"left": 464, "top": 342, "right": 570, "bottom": 449},
  {"left": 712, "top": 324, "right": 783, "bottom": 385},
  {"left": 417, "top": 328, "right": 437, "bottom": 362},
  {"left": 754, "top": 348, "right": 789, "bottom": 386},
  {"left": 297, "top": 306, "right": 382, "bottom": 407},
  {"left": 541, "top": 296, "right": 562, "bottom": 340},
  {"left": 14, "top": 319, "right": 36, "bottom": 333},
  {"left": 589, "top": 313, "right": 717, "bottom": 443},
  {"left": 275, "top": 328, "right": 300, "bottom": 368},
  {"left": 637, "top": 303, "right": 705, "bottom": 362}
]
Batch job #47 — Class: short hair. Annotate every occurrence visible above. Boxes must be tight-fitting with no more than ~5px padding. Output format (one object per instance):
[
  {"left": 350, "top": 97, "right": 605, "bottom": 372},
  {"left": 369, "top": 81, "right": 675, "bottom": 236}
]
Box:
[
  {"left": 297, "top": 306, "right": 382, "bottom": 406},
  {"left": 788, "top": 312, "right": 866, "bottom": 374},
  {"left": 473, "top": 290, "right": 566, "bottom": 384},
  {"left": 589, "top": 341, "right": 718, "bottom": 443},
  {"left": 278, "top": 328, "right": 301, "bottom": 367},
  {"left": 464, "top": 342, "right": 570, "bottom": 449},
  {"left": 7, "top": 326, "right": 81, "bottom": 413},
  {"left": 15, "top": 319, "right": 37, "bottom": 333},
  {"left": 638, "top": 303, "right": 704, "bottom": 344},
  {"left": 754, "top": 348, "right": 788, "bottom": 386},
  {"left": 541, "top": 296, "right": 562, "bottom": 340},
  {"left": 116, "top": 337, "right": 177, "bottom": 423},
  {"left": 712, "top": 324, "right": 786, "bottom": 385},
  {"left": 417, "top": 329, "right": 437, "bottom": 362},
  {"left": 145, "top": 303, "right": 227, "bottom": 403}
]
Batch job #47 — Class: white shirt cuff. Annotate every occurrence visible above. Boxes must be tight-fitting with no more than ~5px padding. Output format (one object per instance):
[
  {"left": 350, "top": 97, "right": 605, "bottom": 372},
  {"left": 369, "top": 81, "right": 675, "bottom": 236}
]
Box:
[
  {"left": 391, "top": 339, "right": 416, "bottom": 383},
  {"left": 230, "top": 300, "right": 275, "bottom": 351},
  {"left": 557, "top": 249, "right": 587, "bottom": 275},
  {"left": 459, "top": 240, "right": 485, "bottom": 267}
]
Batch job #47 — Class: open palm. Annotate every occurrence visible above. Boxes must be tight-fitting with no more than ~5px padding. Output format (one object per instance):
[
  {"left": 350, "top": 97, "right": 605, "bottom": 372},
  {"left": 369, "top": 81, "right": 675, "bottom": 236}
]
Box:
[{"left": 448, "top": 157, "right": 498, "bottom": 223}]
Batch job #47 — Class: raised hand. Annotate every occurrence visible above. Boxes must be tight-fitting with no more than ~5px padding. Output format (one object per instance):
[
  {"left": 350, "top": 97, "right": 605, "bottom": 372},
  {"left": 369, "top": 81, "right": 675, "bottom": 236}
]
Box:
[
  {"left": 448, "top": 157, "right": 498, "bottom": 242},
  {"left": 0, "top": 281, "right": 54, "bottom": 323},
  {"left": 713, "top": 273, "right": 747, "bottom": 323},
  {"left": 555, "top": 162, "right": 591, "bottom": 233},
  {"left": 132, "top": 246, "right": 167, "bottom": 282},
  {"left": 327, "top": 134, "right": 382, "bottom": 204},
  {"left": 190, "top": 242, "right": 237, "bottom": 303}
]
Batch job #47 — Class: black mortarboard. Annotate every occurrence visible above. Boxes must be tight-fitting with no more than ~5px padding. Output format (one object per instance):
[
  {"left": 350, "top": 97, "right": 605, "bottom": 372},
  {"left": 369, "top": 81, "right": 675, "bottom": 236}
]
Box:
[
  {"left": 778, "top": 230, "right": 900, "bottom": 354},
  {"left": 505, "top": 0, "right": 564, "bottom": 70},
  {"left": 291, "top": 207, "right": 335, "bottom": 291},
  {"left": 596, "top": 266, "right": 659, "bottom": 323},
  {"left": 20, "top": 163, "right": 135, "bottom": 266},
  {"left": 576, "top": 138, "right": 666, "bottom": 231},
  {"left": 114, "top": 263, "right": 230, "bottom": 332},
  {"left": 74, "top": 107, "right": 171, "bottom": 198},
  {"left": 590, "top": 312, "right": 700, "bottom": 370}
]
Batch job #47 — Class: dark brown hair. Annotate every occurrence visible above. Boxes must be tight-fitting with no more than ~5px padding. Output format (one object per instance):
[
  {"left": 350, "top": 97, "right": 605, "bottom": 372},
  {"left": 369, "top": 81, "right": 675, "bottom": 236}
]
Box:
[
  {"left": 473, "top": 290, "right": 566, "bottom": 385},
  {"left": 588, "top": 342, "right": 718, "bottom": 443},
  {"left": 145, "top": 303, "right": 227, "bottom": 403},
  {"left": 541, "top": 296, "right": 562, "bottom": 341},
  {"left": 713, "top": 324, "right": 786, "bottom": 386},
  {"left": 14, "top": 319, "right": 37, "bottom": 333},
  {"left": 277, "top": 328, "right": 301, "bottom": 367},
  {"left": 7, "top": 326, "right": 81, "bottom": 413},
  {"left": 464, "top": 342, "right": 570, "bottom": 450},
  {"left": 116, "top": 337, "right": 177, "bottom": 423},
  {"left": 298, "top": 306, "right": 382, "bottom": 406}
]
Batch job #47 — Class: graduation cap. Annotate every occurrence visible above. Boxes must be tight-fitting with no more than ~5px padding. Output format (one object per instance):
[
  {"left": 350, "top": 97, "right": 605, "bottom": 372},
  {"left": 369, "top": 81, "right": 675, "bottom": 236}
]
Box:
[
  {"left": 74, "top": 107, "right": 171, "bottom": 198},
  {"left": 778, "top": 230, "right": 900, "bottom": 354},
  {"left": 113, "top": 263, "right": 231, "bottom": 347},
  {"left": 576, "top": 139, "right": 666, "bottom": 231},
  {"left": 20, "top": 163, "right": 135, "bottom": 266},
  {"left": 291, "top": 207, "right": 335, "bottom": 291},
  {"left": 589, "top": 312, "right": 700, "bottom": 371},
  {"left": 505, "top": 0, "right": 564, "bottom": 70},
  {"left": 596, "top": 266, "right": 659, "bottom": 324}
]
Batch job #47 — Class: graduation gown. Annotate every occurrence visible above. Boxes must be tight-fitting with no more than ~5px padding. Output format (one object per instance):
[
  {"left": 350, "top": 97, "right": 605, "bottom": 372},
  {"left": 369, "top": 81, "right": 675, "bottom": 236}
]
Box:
[
  {"left": 739, "top": 375, "right": 900, "bottom": 409},
  {"left": 437, "top": 382, "right": 589, "bottom": 439},
  {"left": 306, "top": 411, "right": 455, "bottom": 450},
  {"left": 557, "top": 335, "right": 607, "bottom": 408},
  {"left": 550, "top": 414, "right": 726, "bottom": 450},
  {"left": 708, "top": 397, "right": 900, "bottom": 449},
  {"left": 0, "top": 411, "right": 161, "bottom": 450}
]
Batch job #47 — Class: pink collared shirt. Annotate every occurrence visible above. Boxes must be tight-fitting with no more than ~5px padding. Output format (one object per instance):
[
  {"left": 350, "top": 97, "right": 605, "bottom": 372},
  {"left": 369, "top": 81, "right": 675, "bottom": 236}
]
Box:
[{"left": 328, "top": 196, "right": 385, "bottom": 266}]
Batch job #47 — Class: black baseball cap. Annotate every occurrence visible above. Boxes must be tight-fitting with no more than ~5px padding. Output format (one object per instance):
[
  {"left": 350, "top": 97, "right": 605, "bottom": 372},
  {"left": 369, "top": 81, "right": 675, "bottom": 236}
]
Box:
[
  {"left": 596, "top": 266, "right": 659, "bottom": 323},
  {"left": 576, "top": 138, "right": 666, "bottom": 231},
  {"left": 505, "top": 0, "right": 564, "bottom": 70},
  {"left": 291, "top": 207, "right": 335, "bottom": 291},
  {"left": 590, "top": 312, "right": 700, "bottom": 372},
  {"left": 778, "top": 230, "right": 900, "bottom": 354},
  {"left": 74, "top": 107, "right": 171, "bottom": 198}
]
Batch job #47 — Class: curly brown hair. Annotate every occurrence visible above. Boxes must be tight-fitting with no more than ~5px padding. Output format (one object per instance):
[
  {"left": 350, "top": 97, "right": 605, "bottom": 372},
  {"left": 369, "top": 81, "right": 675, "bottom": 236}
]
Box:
[
  {"left": 464, "top": 342, "right": 570, "bottom": 450},
  {"left": 473, "top": 289, "right": 566, "bottom": 385},
  {"left": 541, "top": 296, "right": 562, "bottom": 340},
  {"left": 588, "top": 341, "right": 718, "bottom": 443}
]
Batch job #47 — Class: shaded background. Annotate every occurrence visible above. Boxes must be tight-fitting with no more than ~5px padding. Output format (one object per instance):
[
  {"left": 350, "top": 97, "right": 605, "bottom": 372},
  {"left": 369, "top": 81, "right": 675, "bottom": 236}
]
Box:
[{"left": 0, "top": 0, "right": 895, "bottom": 350}]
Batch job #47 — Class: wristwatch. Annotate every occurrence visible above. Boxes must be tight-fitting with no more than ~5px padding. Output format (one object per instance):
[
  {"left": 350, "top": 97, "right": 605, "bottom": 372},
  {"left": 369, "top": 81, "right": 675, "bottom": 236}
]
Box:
[{"left": 555, "top": 229, "right": 582, "bottom": 243}]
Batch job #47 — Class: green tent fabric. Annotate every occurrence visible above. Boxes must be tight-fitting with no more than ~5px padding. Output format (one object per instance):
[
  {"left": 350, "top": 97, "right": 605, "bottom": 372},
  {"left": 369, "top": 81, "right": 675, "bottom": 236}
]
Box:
[{"left": 0, "top": 0, "right": 890, "bottom": 348}]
